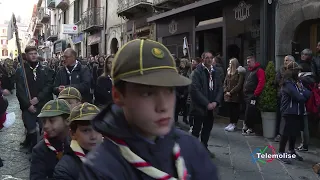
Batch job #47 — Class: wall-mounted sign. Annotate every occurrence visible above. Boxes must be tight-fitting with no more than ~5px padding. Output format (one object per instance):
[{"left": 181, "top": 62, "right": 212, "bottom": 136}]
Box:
[
  {"left": 62, "top": 24, "right": 78, "bottom": 34},
  {"left": 233, "top": 1, "right": 252, "bottom": 21},
  {"left": 168, "top": 20, "right": 177, "bottom": 34}
]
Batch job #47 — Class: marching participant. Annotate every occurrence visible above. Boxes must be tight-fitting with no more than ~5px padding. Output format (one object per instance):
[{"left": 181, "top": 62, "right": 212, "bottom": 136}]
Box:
[
  {"left": 58, "top": 87, "right": 82, "bottom": 109},
  {"left": 79, "top": 39, "right": 218, "bottom": 179},
  {"left": 30, "top": 99, "right": 71, "bottom": 179},
  {"left": 53, "top": 103, "right": 102, "bottom": 180}
]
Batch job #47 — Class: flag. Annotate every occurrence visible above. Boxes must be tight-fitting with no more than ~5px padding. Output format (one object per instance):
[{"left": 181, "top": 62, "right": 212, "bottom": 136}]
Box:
[
  {"left": 7, "top": 14, "right": 15, "bottom": 40},
  {"left": 183, "top": 37, "right": 188, "bottom": 56}
]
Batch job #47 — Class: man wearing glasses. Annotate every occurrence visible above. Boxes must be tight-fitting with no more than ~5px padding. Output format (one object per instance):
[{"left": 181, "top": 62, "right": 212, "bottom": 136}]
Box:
[
  {"left": 16, "top": 46, "right": 54, "bottom": 153},
  {"left": 53, "top": 48, "right": 92, "bottom": 103}
]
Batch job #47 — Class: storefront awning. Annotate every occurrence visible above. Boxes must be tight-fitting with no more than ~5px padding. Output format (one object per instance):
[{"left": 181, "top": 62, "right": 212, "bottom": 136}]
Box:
[
  {"left": 147, "top": 0, "right": 221, "bottom": 22},
  {"left": 195, "top": 17, "right": 223, "bottom": 31},
  {"left": 87, "top": 33, "right": 101, "bottom": 46}
]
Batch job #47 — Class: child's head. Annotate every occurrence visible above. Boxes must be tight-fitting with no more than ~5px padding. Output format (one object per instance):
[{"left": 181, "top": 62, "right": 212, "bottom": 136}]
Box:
[
  {"left": 68, "top": 103, "right": 102, "bottom": 151},
  {"left": 38, "top": 99, "right": 71, "bottom": 138},
  {"left": 58, "top": 87, "right": 82, "bottom": 109},
  {"left": 111, "top": 39, "right": 191, "bottom": 139}
]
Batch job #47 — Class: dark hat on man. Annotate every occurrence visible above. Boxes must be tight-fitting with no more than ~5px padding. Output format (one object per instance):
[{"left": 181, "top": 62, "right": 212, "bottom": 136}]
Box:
[
  {"left": 68, "top": 103, "right": 100, "bottom": 122},
  {"left": 111, "top": 38, "right": 191, "bottom": 87},
  {"left": 38, "top": 99, "right": 71, "bottom": 118},
  {"left": 58, "top": 87, "right": 82, "bottom": 101}
]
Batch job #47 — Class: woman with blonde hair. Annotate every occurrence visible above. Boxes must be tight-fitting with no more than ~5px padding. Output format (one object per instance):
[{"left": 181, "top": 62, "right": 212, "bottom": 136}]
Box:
[
  {"left": 94, "top": 55, "right": 114, "bottom": 107},
  {"left": 223, "top": 58, "right": 246, "bottom": 131}
]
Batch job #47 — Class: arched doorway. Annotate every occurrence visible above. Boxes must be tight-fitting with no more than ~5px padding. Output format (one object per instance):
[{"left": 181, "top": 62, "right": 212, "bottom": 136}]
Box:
[
  {"left": 294, "top": 19, "right": 320, "bottom": 56},
  {"left": 110, "top": 38, "right": 118, "bottom": 54}
]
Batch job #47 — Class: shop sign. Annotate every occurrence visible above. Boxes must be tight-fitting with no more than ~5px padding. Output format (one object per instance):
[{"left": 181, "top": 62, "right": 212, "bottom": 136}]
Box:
[
  {"left": 168, "top": 20, "right": 177, "bottom": 34},
  {"left": 72, "top": 33, "right": 83, "bottom": 44},
  {"left": 62, "top": 24, "right": 78, "bottom": 34},
  {"left": 233, "top": 1, "right": 252, "bottom": 21}
]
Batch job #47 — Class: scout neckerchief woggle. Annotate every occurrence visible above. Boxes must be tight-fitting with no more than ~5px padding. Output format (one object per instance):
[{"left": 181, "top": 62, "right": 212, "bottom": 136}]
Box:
[
  {"left": 65, "top": 61, "right": 79, "bottom": 84},
  {"left": 70, "top": 140, "right": 85, "bottom": 162},
  {"left": 106, "top": 136, "right": 188, "bottom": 180},
  {"left": 43, "top": 132, "right": 64, "bottom": 160},
  {"left": 29, "top": 62, "right": 39, "bottom": 81}
]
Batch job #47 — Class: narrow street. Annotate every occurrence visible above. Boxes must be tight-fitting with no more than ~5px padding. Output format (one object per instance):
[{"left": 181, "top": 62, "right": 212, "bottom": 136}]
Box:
[{"left": 1, "top": 92, "right": 320, "bottom": 180}]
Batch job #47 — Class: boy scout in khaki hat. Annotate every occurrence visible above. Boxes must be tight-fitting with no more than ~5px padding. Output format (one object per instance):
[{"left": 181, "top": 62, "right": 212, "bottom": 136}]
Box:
[
  {"left": 53, "top": 103, "right": 102, "bottom": 180},
  {"left": 58, "top": 87, "right": 82, "bottom": 109},
  {"left": 79, "top": 39, "right": 218, "bottom": 180},
  {"left": 31, "top": 99, "right": 71, "bottom": 179}
]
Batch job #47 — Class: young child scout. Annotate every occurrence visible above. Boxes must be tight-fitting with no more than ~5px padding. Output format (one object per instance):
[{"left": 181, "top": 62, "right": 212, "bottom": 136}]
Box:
[
  {"left": 30, "top": 99, "right": 71, "bottom": 180},
  {"left": 79, "top": 39, "right": 218, "bottom": 180},
  {"left": 53, "top": 103, "right": 102, "bottom": 180},
  {"left": 58, "top": 87, "right": 82, "bottom": 109}
]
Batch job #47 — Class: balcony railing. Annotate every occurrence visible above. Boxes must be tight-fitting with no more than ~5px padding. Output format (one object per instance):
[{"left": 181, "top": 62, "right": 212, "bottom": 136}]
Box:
[
  {"left": 117, "top": 0, "right": 153, "bottom": 17},
  {"left": 39, "top": 7, "right": 50, "bottom": 24},
  {"left": 46, "top": 25, "right": 58, "bottom": 42},
  {"left": 47, "top": 0, "right": 55, "bottom": 9},
  {"left": 81, "top": 7, "right": 104, "bottom": 32},
  {"left": 56, "top": 0, "right": 69, "bottom": 11}
]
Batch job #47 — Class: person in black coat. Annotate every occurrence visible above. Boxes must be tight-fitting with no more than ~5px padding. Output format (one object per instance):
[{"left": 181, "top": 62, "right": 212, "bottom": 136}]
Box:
[
  {"left": 92, "top": 56, "right": 105, "bottom": 91},
  {"left": 53, "top": 48, "right": 92, "bottom": 103},
  {"left": 53, "top": 103, "right": 102, "bottom": 180},
  {"left": 94, "top": 55, "right": 113, "bottom": 107},
  {"left": 279, "top": 61, "right": 311, "bottom": 164}
]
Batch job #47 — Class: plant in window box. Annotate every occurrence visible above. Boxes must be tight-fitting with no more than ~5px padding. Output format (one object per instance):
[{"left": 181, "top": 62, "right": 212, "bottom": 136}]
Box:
[{"left": 259, "top": 61, "right": 277, "bottom": 138}]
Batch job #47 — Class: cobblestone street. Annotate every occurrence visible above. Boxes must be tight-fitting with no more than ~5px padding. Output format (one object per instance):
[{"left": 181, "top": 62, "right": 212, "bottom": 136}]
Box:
[
  {"left": 1, "top": 93, "right": 320, "bottom": 179},
  {"left": 0, "top": 91, "right": 29, "bottom": 180}
]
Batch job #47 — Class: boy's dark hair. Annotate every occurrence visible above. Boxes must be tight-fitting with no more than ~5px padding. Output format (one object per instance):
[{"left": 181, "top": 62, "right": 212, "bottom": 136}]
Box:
[
  {"left": 25, "top": 46, "right": 37, "bottom": 54},
  {"left": 70, "top": 120, "right": 91, "bottom": 133}
]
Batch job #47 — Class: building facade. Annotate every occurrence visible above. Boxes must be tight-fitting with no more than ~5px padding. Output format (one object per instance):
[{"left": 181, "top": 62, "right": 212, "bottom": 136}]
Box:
[
  {"left": 275, "top": 0, "right": 320, "bottom": 69},
  {"left": 105, "top": 0, "right": 124, "bottom": 55},
  {"left": 147, "top": 0, "right": 274, "bottom": 67},
  {"left": 28, "top": 0, "right": 105, "bottom": 59}
]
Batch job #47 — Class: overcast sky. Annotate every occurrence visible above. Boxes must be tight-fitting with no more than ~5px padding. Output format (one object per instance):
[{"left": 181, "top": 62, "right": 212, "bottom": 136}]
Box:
[{"left": 0, "top": 0, "right": 37, "bottom": 23}]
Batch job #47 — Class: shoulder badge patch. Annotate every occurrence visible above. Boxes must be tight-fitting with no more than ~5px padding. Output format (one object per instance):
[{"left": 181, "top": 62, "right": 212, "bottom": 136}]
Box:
[{"left": 151, "top": 48, "right": 164, "bottom": 59}]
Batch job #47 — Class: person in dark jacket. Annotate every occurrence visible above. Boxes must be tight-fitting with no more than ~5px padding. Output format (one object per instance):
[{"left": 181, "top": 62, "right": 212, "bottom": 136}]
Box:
[
  {"left": 94, "top": 55, "right": 113, "bottom": 107},
  {"left": 53, "top": 103, "right": 102, "bottom": 180},
  {"left": 175, "top": 58, "right": 189, "bottom": 124},
  {"left": 297, "top": 49, "right": 315, "bottom": 151},
  {"left": 278, "top": 61, "right": 311, "bottom": 164},
  {"left": 53, "top": 48, "right": 92, "bottom": 103},
  {"left": 16, "top": 46, "right": 54, "bottom": 152},
  {"left": 274, "top": 55, "right": 295, "bottom": 142},
  {"left": 242, "top": 56, "right": 266, "bottom": 136},
  {"left": 223, "top": 58, "right": 245, "bottom": 132},
  {"left": 92, "top": 56, "right": 105, "bottom": 91},
  {"left": 190, "top": 51, "right": 223, "bottom": 156},
  {"left": 30, "top": 99, "right": 71, "bottom": 180},
  {"left": 79, "top": 39, "right": 218, "bottom": 180}
]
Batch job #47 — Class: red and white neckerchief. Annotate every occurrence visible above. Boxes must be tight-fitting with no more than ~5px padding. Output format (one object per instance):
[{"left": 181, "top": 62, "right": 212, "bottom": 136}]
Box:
[
  {"left": 70, "top": 140, "right": 86, "bottom": 162},
  {"left": 106, "top": 136, "right": 188, "bottom": 180},
  {"left": 29, "top": 62, "right": 39, "bottom": 81},
  {"left": 43, "top": 132, "right": 64, "bottom": 160},
  {"left": 65, "top": 61, "right": 79, "bottom": 84},
  {"left": 202, "top": 63, "right": 214, "bottom": 90}
]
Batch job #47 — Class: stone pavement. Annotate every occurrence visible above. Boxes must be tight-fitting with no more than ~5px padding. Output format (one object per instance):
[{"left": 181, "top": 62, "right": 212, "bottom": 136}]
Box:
[{"left": 1, "top": 92, "right": 320, "bottom": 180}]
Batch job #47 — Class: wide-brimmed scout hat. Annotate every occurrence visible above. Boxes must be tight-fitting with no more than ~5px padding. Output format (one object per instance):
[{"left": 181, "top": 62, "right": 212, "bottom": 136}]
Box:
[
  {"left": 58, "top": 87, "right": 82, "bottom": 101},
  {"left": 38, "top": 99, "right": 71, "bottom": 118},
  {"left": 68, "top": 103, "right": 100, "bottom": 123},
  {"left": 111, "top": 38, "right": 191, "bottom": 87}
]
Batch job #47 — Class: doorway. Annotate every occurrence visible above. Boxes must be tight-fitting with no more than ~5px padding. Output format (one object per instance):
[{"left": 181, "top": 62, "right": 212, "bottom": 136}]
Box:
[
  {"left": 110, "top": 38, "right": 119, "bottom": 54},
  {"left": 90, "top": 44, "right": 99, "bottom": 56},
  {"left": 196, "top": 27, "right": 223, "bottom": 58}
]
